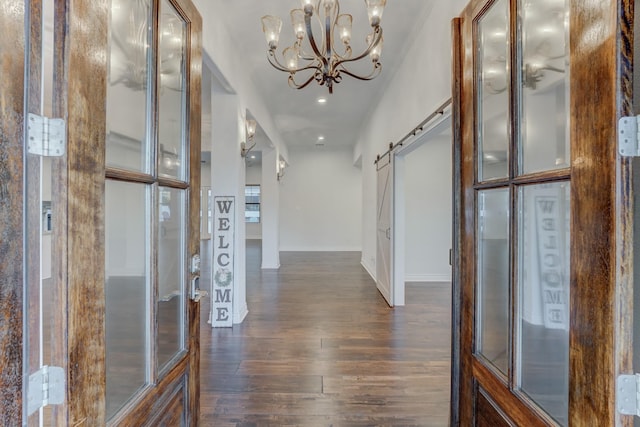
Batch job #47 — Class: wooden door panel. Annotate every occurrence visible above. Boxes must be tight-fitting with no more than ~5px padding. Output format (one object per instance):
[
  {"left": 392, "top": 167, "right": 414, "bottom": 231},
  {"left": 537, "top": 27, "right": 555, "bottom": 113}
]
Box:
[
  {"left": 104, "top": 0, "right": 202, "bottom": 424},
  {"left": 476, "top": 389, "right": 514, "bottom": 427},
  {"left": 0, "top": 0, "right": 27, "bottom": 424},
  {"left": 453, "top": 0, "right": 633, "bottom": 425}
]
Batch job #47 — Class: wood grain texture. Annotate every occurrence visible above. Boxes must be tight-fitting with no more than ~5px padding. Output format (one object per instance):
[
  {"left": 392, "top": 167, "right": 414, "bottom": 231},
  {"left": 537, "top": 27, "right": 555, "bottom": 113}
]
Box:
[
  {"left": 26, "top": 2, "right": 43, "bottom": 426},
  {"left": 450, "top": 16, "right": 463, "bottom": 427},
  {"left": 63, "top": 0, "right": 109, "bottom": 424},
  {"left": 199, "top": 242, "right": 452, "bottom": 425},
  {"left": 569, "top": 0, "right": 632, "bottom": 425},
  {"left": 614, "top": 2, "right": 634, "bottom": 427},
  {"left": 0, "top": 0, "right": 26, "bottom": 424},
  {"left": 185, "top": 0, "right": 202, "bottom": 423}
]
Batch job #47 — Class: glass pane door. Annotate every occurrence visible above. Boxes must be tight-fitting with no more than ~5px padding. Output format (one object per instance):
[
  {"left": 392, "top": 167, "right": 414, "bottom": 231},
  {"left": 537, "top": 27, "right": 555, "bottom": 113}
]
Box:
[
  {"left": 468, "top": 0, "right": 571, "bottom": 423},
  {"left": 105, "top": 0, "right": 190, "bottom": 420}
]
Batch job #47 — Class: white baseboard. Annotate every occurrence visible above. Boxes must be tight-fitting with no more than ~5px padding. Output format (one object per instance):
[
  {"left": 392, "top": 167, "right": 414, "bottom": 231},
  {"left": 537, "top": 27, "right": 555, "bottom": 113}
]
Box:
[
  {"left": 280, "top": 246, "right": 362, "bottom": 252},
  {"left": 405, "top": 273, "right": 451, "bottom": 282},
  {"left": 234, "top": 302, "right": 248, "bottom": 324},
  {"left": 261, "top": 262, "right": 280, "bottom": 269},
  {"left": 361, "top": 258, "right": 376, "bottom": 282}
]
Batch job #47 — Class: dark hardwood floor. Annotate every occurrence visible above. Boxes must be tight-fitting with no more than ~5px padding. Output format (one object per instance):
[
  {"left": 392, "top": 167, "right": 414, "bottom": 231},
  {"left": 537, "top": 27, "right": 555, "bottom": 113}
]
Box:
[{"left": 199, "top": 240, "right": 452, "bottom": 426}]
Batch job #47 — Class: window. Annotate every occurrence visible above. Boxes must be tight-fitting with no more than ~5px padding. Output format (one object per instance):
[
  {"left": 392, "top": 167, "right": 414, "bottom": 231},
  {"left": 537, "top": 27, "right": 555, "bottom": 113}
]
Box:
[{"left": 245, "top": 185, "right": 260, "bottom": 223}]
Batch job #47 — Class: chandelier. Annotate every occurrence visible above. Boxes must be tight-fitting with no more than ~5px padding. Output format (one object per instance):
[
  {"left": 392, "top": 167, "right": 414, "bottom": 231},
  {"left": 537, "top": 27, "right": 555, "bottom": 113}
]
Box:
[{"left": 261, "top": 0, "right": 387, "bottom": 94}]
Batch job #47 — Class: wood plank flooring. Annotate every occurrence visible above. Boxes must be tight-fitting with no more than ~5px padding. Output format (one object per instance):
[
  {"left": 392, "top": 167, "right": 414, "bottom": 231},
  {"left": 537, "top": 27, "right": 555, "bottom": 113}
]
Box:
[{"left": 199, "top": 240, "right": 451, "bottom": 426}]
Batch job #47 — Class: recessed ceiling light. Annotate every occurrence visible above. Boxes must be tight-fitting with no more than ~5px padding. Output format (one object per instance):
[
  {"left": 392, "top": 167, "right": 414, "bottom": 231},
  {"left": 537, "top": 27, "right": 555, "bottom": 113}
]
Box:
[
  {"left": 317, "top": 97, "right": 327, "bottom": 104},
  {"left": 318, "top": 135, "right": 325, "bottom": 141},
  {"left": 250, "top": 155, "right": 256, "bottom": 159}
]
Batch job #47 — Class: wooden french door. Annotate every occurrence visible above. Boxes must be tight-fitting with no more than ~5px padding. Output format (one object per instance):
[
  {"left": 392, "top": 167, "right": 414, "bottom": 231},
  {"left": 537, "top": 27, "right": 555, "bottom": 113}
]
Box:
[
  {"left": 0, "top": 0, "right": 202, "bottom": 424},
  {"left": 453, "top": 0, "right": 633, "bottom": 425},
  {"left": 104, "top": 0, "right": 202, "bottom": 424}
]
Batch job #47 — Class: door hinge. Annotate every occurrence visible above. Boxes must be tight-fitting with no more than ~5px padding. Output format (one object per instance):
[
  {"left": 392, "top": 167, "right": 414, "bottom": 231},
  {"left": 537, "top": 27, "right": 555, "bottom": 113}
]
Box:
[
  {"left": 27, "top": 113, "right": 66, "bottom": 157},
  {"left": 617, "top": 374, "right": 640, "bottom": 416},
  {"left": 27, "top": 365, "right": 65, "bottom": 416}
]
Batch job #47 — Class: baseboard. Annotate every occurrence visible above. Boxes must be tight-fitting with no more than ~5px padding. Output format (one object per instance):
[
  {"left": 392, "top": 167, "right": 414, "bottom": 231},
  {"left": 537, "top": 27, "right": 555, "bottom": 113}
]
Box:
[
  {"left": 280, "top": 246, "right": 362, "bottom": 252},
  {"left": 261, "top": 262, "right": 280, "bottom": 270},
  {"left": 234, "top": 302, "right": 248, "bottom": 324},
  {"left": 361, "top": 258, "right": 376, "bottom": 282},
  {"left": 405, "top": 273, "right": 452, "bottom": 282}
]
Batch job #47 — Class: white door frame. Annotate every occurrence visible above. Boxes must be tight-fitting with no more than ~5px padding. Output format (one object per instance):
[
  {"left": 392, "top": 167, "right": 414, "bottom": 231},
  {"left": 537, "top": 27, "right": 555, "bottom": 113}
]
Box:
[{"left": 392, "top": 111, "right": 452, "bottom": 306}]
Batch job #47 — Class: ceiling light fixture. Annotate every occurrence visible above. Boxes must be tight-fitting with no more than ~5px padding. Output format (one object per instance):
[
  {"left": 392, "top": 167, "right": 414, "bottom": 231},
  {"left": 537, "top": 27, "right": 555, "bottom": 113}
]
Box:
[
  {"left": 317, "top": 97, "right": 327, "bottom": 104},
  {"left": 261, "top": 0, "right": 386, "bottom": 94}
]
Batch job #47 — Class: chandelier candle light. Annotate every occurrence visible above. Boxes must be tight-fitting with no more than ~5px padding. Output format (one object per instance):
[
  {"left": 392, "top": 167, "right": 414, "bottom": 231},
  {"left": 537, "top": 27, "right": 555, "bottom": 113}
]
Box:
[{"left": 261, "top": 0, "right": 386, "bottom": 94}]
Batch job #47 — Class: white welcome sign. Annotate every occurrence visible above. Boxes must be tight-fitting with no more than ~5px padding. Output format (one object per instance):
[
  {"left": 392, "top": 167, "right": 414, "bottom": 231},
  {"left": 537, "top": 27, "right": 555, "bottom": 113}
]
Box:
[{"left": 211, "top": 196, "right": 234, "bottom": 327}]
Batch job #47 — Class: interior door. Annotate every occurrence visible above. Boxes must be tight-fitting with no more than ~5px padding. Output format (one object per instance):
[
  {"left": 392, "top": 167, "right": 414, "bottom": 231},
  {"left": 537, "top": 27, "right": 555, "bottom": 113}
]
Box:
[
  {"left": 454, "top": 0, "right": 632, "bottom": 425},
  {"left": 104, "top": 0, "right": 202, "bottom": 424},
  {"left": 376, "top": 152, "right": 393, "bottom": 306}
]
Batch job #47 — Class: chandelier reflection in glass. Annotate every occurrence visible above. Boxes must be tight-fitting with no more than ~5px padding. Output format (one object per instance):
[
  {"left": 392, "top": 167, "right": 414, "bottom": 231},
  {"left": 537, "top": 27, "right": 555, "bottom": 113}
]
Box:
[{"left": 261, "top": 0, "right": 386, "bottom": 94}]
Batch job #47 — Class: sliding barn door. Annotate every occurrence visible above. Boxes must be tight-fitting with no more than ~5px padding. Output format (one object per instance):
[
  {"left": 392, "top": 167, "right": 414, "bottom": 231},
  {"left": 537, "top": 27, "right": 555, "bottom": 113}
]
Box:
[
  {"left": 454, "top": 0, "right": 633, "bottom": 425},
  {"left": 376, "top": 152, "right": 393, "bottom": 306}
]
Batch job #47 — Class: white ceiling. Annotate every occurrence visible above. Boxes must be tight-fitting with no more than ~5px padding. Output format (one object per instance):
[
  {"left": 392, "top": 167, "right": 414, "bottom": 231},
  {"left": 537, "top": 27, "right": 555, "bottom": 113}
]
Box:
[{"left": 210, "top": 0, "right": 436, "bottom": 152}]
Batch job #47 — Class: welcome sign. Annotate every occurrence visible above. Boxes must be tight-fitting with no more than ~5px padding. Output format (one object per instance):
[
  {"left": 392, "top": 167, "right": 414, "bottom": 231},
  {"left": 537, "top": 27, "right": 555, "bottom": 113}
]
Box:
[{"left": 211, "top": 196, "right": 234, "bottom": 327}]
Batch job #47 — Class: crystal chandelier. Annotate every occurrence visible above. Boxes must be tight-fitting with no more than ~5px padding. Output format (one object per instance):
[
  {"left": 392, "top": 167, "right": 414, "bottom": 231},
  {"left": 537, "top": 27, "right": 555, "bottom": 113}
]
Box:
[{"left": 261, "top": 0, "right": 387, "bottom": 94}]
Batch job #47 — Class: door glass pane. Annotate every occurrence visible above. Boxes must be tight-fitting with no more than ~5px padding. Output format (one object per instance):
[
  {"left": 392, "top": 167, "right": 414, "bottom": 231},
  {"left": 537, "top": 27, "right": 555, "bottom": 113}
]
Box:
[
  {"left": 477, "top": 188, "right": 510, "bottom": 374},
  {"left": 158, "top": 0, "right": 187, "bottom": 180},
  {"left": 158, "top": 187, "right": 186, "bottom": 371},
  {"left": 517, "top": 181, "right": 569, "bottom": 425},
  {"left": 477, "top": 0, "right": 510, "bottom": 181},
  {"left": 519, "top": 0, "right": 569, "bottom": 174},
  {"left": 106, "top": 0, "right": 152, "bottom": 173},
  {"left": 105, "top": 180, "right": 149, "bottom": 419}
]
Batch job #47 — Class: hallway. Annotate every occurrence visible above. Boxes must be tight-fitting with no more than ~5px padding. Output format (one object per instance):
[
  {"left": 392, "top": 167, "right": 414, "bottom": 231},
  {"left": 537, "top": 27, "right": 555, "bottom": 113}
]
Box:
[{"left": 199, "top": 240, "right": 451, "bottom": 426}]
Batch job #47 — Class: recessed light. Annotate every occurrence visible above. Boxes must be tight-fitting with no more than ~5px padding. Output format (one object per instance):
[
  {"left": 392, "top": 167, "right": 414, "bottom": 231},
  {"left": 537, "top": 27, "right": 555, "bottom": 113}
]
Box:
[
  {"left": 318, "top": 135, "right": 325, "bottom": 141},
  {"left": 317, "top": 97, "right": 327, "bottom": 104},
  {"left": 250, "top": 155, "right": 256, "bottom": 159}
]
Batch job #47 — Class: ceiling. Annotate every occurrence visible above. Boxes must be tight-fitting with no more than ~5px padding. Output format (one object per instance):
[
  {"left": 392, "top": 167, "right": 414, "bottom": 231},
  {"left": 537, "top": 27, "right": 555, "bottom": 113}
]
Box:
[{"left": 209, "top": 0, "right": 436, "bottom": 153}]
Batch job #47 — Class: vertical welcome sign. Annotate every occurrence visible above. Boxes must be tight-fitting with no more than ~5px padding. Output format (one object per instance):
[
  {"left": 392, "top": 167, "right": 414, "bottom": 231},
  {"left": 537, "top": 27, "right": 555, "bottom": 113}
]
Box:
[
  {"left": 212, "top": 196, "right": 234, "bottom": 327},
  {"left": 534, "top": 188, "right": 568, "bottom": 330}
]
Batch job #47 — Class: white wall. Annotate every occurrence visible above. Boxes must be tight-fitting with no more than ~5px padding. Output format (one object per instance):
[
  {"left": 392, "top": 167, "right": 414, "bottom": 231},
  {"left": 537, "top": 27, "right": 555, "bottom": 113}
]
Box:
[
  {"left": 245, "top": 161, "right": 262, "bottom": 239},
  {"left": 280, "top": 148, "right": 362, "bottom": 251},
  {"left": 403, "top": 133, "right": 452, "bottom": 282},
  {"left": 356, "top": 1, "right": 467, "bottom": 277}
]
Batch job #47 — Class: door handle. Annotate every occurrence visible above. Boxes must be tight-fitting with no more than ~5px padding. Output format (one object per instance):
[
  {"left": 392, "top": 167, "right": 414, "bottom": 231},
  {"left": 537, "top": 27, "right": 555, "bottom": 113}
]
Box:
[{"left": 190, "top": 276, "right": 208, "bottom": 302}]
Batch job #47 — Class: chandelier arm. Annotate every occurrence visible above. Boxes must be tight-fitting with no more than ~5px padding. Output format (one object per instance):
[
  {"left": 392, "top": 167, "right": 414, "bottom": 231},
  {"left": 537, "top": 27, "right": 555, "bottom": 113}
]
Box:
[
  {"left": 540, "top": 65, "right": 565, "bottom": 73},
  {"left": 288, "top": 72, "right": 321, "bottom": 90},
  {"left": 333, "top": 26, "right": 382, "bottom": 69},
  {"left": 339, "top": 62, "right": 382, "bottom": 81},
  {"left": 267, "top": 50, "right": 322, "bottom": 75},
  {"left": 305, "top": 12, "right": 329, "bottom": 69},
  {"left": 266, "top": 50, "right": 296, "bottom": 73}
]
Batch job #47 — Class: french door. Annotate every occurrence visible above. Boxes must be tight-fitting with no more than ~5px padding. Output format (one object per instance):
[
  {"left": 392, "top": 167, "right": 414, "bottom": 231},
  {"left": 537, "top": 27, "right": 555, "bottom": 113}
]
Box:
[
  {"left": 104, "top": 0, "right": 202, "bottom": 424},
  {"left": 0, "top": 0, "right": 202, "bottom": 424},
  {"left": 454, "top": 0, "right": 633, "bottom": 425}
]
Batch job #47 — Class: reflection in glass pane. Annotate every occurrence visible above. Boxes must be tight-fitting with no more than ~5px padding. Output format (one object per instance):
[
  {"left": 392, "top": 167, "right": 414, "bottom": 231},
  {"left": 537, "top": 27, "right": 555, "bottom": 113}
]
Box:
[
  {"left": 106, "top": 0, "right": 151, "bottom": 172},
  {"left": 518, "top": 182, "right": 569, "bottom": 425},
  {"left": 158, "top": 187, "right": 185, "bottom": 370},
  {"left": 477, "top": 189, "right": 510, "bottom": 374},
  {"left": 520, "top": 0, "right": 569, "bottom": 174},
  {"left": 105, "top": 180, "right": 149, "bottom": 419},
  {"left": 477, "top": 0, "right": 510, "bottom": 181},
  {"left": 158, "top": 0, "right": 187, "bottom": 179}
]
